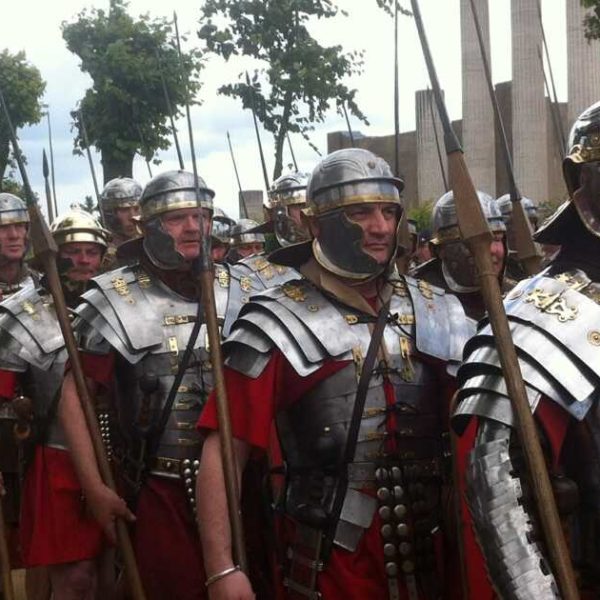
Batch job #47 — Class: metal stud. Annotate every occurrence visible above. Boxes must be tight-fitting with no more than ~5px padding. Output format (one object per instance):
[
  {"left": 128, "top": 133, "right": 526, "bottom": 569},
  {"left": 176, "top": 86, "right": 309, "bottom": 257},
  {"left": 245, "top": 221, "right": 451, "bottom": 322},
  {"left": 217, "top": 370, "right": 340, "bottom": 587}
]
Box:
[
  {"left": 381, "top": 524, "right": 393, "bottom": 539},
  {"left": 398, "top": 542, "right": 412, "bottom": 556},
  {"left": 385, "top": 562, "right": 398, "bottom": 577},
  {"left": 383, "top": 543, "right": 396, "bottom": 558},
  {"left": 375, "top": 468, "right": 390, "bottom": 482},
  {"left": 377, "top": 487, "right": 391, "bottom": 502},
  {"left": 394, "top": 504, "right": 407, "bottom": 519},
  {"left": 393, "top": 485, "right": 404, "bottom": 500},
  {"left": 401, "top": 560, "right": 415, "bottom": 574},
  {"left": 391, "top": 466, "right": 402, "bottom": 482},
  {"left": 396, "top": 523, "right": 409, "bottom": 537},
  {"left": 379, "top": 506, "right": 392, "bottom": 521}
]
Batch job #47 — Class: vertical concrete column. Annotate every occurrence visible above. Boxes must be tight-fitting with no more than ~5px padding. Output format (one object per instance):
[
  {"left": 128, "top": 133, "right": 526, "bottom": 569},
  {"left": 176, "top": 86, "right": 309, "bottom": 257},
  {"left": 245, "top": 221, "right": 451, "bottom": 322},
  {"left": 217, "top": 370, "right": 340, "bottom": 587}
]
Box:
[
  {"left": 567, "top": 0, "right": 600, "bottom": 126},
  {"left": 511, "top": 0, "right": 548, "bottom": 201},
  {"left": 416, "top": 89, "right": 447, "bottom": 206},
  {"left": 461, "top": 0, "right": 496, "bottom": 196},
  {"left": 239, "top": 190, "right": 264, "bottom": 222}
]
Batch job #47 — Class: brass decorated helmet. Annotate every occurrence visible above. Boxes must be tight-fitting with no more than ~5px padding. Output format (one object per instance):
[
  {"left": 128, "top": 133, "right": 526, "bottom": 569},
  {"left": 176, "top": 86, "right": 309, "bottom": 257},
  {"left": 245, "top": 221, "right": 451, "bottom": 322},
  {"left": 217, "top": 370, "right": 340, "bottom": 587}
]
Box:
[
  {"left": 212, "top": 207, "right": 236, "bottom": 244},
  {"left": 306, "top": 148, "right": 403, "bottom": 281},
  {"left": 140, "top": 170, "right": 214, "bottom": 270},
  {"left": 50, "top": 208, "right": 111, "bottom": 248},
  {"left": 100, "top": 177, "right": 142, "bottom": 234},
  {"left": 269, "top": 171, "right": 310, "bottom": 247},
  {"left": 0, "top": 193, "right": 29, "bottom": 225},
  {"left": 229, "top": 219, "right": 265, "bottom": 246}
]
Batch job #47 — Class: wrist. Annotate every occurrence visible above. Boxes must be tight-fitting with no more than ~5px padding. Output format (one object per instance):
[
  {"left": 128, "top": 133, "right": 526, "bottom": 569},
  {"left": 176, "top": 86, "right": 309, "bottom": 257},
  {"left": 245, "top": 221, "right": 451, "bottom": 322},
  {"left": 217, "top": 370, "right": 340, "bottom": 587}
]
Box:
[{"left": 205, "top": 565, "right": 240, "bottom": 587}]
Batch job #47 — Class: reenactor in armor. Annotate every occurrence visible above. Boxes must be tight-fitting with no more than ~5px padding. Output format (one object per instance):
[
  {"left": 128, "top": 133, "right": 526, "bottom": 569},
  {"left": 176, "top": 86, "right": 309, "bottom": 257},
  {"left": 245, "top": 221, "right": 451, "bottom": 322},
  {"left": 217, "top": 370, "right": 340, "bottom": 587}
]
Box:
[
  {"left": 412, "top": 190, "right": 508, "bottom": 320},
  {"left": 99, "top": 176, "right": 142, "bottom": 270},
  {"left": 59, "top": 170, "right": 249, "bottom": 600},
  {"left": 197, "top": 148, "right": 472, "bottom": 600},
  {"left": 0, "top": 209, "right": 110, "bottom": 597},
  {"left": 496, "top": 193, "right": 540, "bottom": 281},
  {"left": 227, "top": 218, "right": 265, "bottom": 263},
  {"left": 211, "top": 207, "right": 236, "bottom": 263},
  {"left": 0, "top": 193, "right": 34, "bottom": 301},
  {"left": 452, "top": 100, "right": 600, "bottom": 598}
]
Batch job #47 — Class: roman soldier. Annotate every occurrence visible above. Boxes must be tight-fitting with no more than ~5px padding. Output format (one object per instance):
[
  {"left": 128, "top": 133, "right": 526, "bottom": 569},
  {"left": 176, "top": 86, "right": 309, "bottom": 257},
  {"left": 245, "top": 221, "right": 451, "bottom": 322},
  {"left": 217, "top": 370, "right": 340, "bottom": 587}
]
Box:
[
  {"left": 197, "top": 148, "right": 473, "bottom": 600},
  {"left": 99, "top": 176, "right": 142, "bottom": 269},
  {"left": 0, "top": 208, "right": 111, "bottom": 597},
  {"left": 211, "top": 207, "right": 236, "bottom": 264},
  {"left": 227, "top": 219, "right": 265, "bottom": 263},
  {"left": 58, "top": 170, "right": 252, "bottom": 600},
  {"left": 452, "top": 100, "right": 600, "bottom": 598},
  {"left": 412, "top": 190, "right": 508, "bottom": 320}
]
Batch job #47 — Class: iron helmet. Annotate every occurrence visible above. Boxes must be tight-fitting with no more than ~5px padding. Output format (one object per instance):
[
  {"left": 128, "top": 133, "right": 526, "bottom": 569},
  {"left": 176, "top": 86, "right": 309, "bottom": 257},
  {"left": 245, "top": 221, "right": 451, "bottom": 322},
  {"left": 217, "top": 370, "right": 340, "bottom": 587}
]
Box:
[
  {"left": 431, "top": 190, "right": 505, "bottom": 292},
  {"left": 496, "top": 194, "right": 538, "bottom": 250},
  {"left": 0, "top": 193, "right": 29, "bottom": 226},
  {"left": 140, "top": 170, "right": 215, "bottom": 270},
  {"left": 100, "top": 177, "right": 142, "bottom": 235},
  {"left": 50, "top": 208, "right": 111, "bottom": 248},
  {"left": 229, "top": 219, "right": 265, "bottom": 246},
  {"left": 306, "top": 148, "right": 404, "bottom": 281},
  {"left": 212, "top": 207, "right": 236, "bottom": 244},
  {"left": 269, "top": 171, "right": 310, "bottom": 247}
]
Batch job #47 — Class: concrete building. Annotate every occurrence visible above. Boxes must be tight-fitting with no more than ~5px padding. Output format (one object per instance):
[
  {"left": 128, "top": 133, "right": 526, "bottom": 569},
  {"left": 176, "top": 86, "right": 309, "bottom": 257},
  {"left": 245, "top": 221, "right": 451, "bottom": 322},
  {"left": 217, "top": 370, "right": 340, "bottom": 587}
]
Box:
[
  {"left": 461, "top": 0, "right": 496, "bottom": 196},
  {"left": 238, "top": 190, "right": 264, "bottom": 223}
]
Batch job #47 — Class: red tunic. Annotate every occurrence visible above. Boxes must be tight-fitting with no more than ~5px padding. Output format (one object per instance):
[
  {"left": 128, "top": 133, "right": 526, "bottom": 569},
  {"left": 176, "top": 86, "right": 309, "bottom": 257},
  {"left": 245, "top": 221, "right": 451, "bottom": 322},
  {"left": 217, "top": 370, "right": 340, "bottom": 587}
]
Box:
[{"left": 199, "top": 350, "right": 467, "bottom": 599}]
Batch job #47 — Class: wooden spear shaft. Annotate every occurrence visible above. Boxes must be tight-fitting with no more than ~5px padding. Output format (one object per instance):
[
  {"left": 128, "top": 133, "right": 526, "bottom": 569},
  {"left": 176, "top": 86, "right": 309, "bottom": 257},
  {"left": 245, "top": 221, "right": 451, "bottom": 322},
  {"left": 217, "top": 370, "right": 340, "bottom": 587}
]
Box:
[
  {"left": 0, "top": 89, "right": 147, "bottom": 600},
  {"left": 0, "top": 490, "right": 15, "bottom": 600},
  {"left": 410, "top": 1, "right": 578, "bottom": 598}
]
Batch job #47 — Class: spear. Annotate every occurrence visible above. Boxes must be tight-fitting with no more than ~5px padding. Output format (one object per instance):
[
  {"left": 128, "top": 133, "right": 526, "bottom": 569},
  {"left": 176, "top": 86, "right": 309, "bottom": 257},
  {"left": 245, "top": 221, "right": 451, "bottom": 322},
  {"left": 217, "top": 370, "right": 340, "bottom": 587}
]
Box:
[
  {"left": 341, "top": 101, "right": 355, "bottom": 147},
  {"left": 0, "top": 483, "right": 15, "bottom": 600},
  {"left": 410, "top": 1, "right": 578, "bottom": 598},
  {"left": 537, "top": 46, "right": 566, "bottom": 161},
  {"left": 426, "top": 86, "right": 448, "bottom": 192},
  {"left": 42, "top": 150, "right": 55, "bottom": 222},
  {"left": 155, "top": 47, "right": 185, "bottom": 171},
  {"left": 286, "top": 132, "right": 299, "bottom": 171},
  {"left": 77, "top": 108, "right": 101, "bottom": 205},
  {"left": 46, "top": 110, "right": 58, "bottom": 218},
  {"left": 174, "top": 12, "right": 248, "bottom": 574},
  {"left": 136, "top": 123, "right": 153, "bottom": 178},
  {"left": 468, "top": 0, "right": 542, "bottom": 275},
  {"left": 0, "top": 89, "right": 146, "bottom": 600},
  {"left": 226, "top": 131, "right": 249, "bottom": 219},
  {"left": 245, "top": 71, "right": 271, "bottom": 194}
]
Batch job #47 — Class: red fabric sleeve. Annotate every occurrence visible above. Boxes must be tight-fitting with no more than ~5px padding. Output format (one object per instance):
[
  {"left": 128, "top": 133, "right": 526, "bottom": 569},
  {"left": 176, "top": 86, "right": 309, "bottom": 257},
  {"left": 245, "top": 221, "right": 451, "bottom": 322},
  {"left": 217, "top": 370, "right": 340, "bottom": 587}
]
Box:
[
  {"left": 198, "top": 350, "right": 349, "bottom": 451},
  {"left": 0, "top": 369, "right": 17, "bottom": 400}
]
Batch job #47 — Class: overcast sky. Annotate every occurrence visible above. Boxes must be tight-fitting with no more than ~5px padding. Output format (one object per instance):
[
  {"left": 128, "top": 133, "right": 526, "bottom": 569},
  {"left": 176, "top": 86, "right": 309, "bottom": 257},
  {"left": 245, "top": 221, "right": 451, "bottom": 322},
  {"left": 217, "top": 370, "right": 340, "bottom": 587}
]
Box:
[{"left": 1, "top": 0, "right": 570, "bottom": 220}]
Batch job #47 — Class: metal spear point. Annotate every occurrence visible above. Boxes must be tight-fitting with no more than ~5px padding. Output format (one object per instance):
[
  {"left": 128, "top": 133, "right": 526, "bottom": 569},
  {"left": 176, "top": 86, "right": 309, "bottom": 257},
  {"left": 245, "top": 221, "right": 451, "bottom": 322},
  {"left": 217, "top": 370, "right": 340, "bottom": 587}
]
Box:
[
  {"left": 410, "top": 1, "right": 578, "bottom": 598},
  {"left": 42, "top": 149, "right": 55, "bottom": 222},
  {"left": 227, "top": 131, "right": 250, "bottom": 218},
  {"left": 0, "top": 88, "right": 147, "bottom": 600}
]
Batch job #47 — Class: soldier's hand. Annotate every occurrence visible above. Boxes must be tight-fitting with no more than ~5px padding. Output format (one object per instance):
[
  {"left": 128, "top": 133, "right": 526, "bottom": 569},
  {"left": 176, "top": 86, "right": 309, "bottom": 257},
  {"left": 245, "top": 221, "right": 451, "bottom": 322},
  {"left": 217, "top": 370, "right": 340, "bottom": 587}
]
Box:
[
  {"left": 207, "top": 570, "right": 255, "bottom": 600},
  {"left": 85, "top": 484, "right": 135, "bottom": 544}
]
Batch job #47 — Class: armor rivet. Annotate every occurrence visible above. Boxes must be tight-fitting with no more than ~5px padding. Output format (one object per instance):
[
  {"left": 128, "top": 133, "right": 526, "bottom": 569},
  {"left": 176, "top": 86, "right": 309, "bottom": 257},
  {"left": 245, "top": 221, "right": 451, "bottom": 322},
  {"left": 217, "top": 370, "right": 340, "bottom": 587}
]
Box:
[
  {"left": 385, "top": 562, "right": 398, "bottom": 577},
  {"left": 383, "top": 543, "right": 396, "bottom": 558},
  {"left": 396, "top": 523, "right": 409, "bottom": 537},
  {"left": 165, "top": 461, "right": 173, "bottom": 470},
  {"left": 187, "top": 487, "right": 194, "bottom": 495},
  {"left": 323, "top": 426, "right": 331, "bottom": 433},
  {"left": 399, "top": 542, "right": 412, "bottom": 556},
  {"left": 394, "top": 504, "right": 407, "bottom": 519},
  {"left": 183, "top": 459, "right": 191, "bottom": 467},
  {"left": 185, "top": 478, "right": 193, "bottom": 487},
  {"left": 378, "top": 506, "right": 392, "bottom": 521},
  {"left": 193, "top": 460, "right": 200, "bottom": 468},
  {"left": 377, "top": 487, "right": 391, "bottom": 502},
  {"left": 380, "top": 524, "right": 393, "bottom": 539},
  {"left": 588, "top": 330, "right": 600, "bottom": 346},
  {"left": 307, "top": 304, "right": 319, "bottom": 312},
  {"left": 375, "top": 468, "right": 389, "bottom": 482},
  {"left": 183, "top": 468, "right": 192, "bottom": 477},
  {"left": 401, "top": 560, "right": 415, "bottom": 574},
  {"left": 393, "top": 485, "right": 404, "bottom": 500},
  {"left": 391, "top": 467, "right": 402, "bottom": 482}
]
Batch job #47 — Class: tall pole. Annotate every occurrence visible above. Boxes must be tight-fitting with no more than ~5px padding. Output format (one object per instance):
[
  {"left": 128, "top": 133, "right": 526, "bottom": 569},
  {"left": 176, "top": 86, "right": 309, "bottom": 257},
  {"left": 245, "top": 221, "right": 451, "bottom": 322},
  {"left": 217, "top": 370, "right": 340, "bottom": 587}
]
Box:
[
  {"left": 245, "top": 71, "right": 271, "bottom": 194},
  {"left": 410, "top": 2, "right": 578, "bottom": 597},
  {"left": 42, "top": 150, "right": 55, "bottom": 222},
  {"left": 77, "top": 108, "right": 101, "bottom": 205},
  {"left": 426, "top": 87, "right": 448, "bottom": 193},
  {"left": 155, "top": 47, "right": 185, "bottom": 171},
  {"left": 136, "top": 124, "right": 154, "bottom": 178},
  {"left": 174, "top": 12, "right": 248, "bottom": 574},
  {"left": 46, "top": 110, "right": 58, "bottom": 217},
  {"left": 468, "top": 0, "right": 541, "bottom": 275},
  {"left": 226, "top": 131, "right": 249, "bottom": 218},
  {"left": 0, "top": 493, "right": 14, "bottom": 600},
  {"left": 286, "top": 132, "right": 299, "bottom": 171},
  {"left": 0, "top": 88, "right": 147, "bottom": 600},
  {"left": 341, "top": 102, "right": 355, "bottom": 147},
  {"left": 393, "top": 0, "right": 400, "bottom": 177}
]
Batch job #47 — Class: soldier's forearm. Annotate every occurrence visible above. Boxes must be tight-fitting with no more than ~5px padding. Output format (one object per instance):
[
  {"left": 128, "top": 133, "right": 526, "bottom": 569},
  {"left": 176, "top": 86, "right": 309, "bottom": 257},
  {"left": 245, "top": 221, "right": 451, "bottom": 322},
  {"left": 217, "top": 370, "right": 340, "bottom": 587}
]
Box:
[
  {"left": 59, "top": 370, "right": 104, "bottom": 494},
  {"left": 196, "top": 432, "right": 249, "bottom": 575}
]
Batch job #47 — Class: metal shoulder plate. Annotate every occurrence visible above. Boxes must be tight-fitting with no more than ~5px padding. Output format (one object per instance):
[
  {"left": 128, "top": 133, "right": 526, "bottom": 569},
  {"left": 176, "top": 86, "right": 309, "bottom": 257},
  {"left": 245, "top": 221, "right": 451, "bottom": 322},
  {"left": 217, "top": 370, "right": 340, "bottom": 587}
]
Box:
[
  {"left": 74, "top": 264, "right": 229, "bottom": 364},
  {"left": 454, "top": 268, "right": 600, "bottom": 431},
  {"left": 224, "top": 278, "right": 360, "bottom": 378},
  {"left": 0, "top": 284, "right": 64, "bottom": 371},
  {"left": 404, "top": 275, "right": 474, "bottom": 363}
]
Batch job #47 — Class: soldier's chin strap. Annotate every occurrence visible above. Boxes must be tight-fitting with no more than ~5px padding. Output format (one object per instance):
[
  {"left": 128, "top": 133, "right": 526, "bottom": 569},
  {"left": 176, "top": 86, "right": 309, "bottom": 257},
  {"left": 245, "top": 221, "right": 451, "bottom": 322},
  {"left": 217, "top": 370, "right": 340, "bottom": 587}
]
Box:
[{"left": 324, "top": 298, "right": 390, "bottom": 558}]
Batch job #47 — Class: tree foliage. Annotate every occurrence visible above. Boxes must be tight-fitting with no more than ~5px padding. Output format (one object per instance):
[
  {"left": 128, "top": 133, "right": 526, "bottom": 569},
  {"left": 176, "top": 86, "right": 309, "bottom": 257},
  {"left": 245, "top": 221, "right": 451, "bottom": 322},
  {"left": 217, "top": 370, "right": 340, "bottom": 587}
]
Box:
[
  {"left": 199, "top": 0, "right": 368, "bottom": 180},
  {"left": 0, "top": 50, "right": 46, "bottom": 190},
  {"left": 581, "top": 0, "right": 600, "bottom": 39},
  {"left": 374, "top": 1, "right": 412, "bottom": 17},
  {"left": 62, "top": 0, "right": 203, "bottom": 183}
]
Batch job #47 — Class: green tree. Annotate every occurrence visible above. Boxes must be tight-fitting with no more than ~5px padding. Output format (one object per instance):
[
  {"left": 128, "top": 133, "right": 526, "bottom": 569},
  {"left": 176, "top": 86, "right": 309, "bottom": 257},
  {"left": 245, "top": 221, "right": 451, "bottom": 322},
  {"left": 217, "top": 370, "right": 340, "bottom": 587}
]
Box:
[
  {"left": 581, "top": 0, "right": 600, "bottom": 39},
  {"left": 62, "top": 0, "right": 203, "bottom": 183},
  {"left": 0, "top": 50, "right": 46, "bottom": 191},
  {"left": 79, "top": 195, "right": 100, "bottom": 217},
  {"left": 199, "top": 0, "right": 368, "bottom": 181},
  {"left": 374, "top": 1, "right": 411, "bottom": 17}
]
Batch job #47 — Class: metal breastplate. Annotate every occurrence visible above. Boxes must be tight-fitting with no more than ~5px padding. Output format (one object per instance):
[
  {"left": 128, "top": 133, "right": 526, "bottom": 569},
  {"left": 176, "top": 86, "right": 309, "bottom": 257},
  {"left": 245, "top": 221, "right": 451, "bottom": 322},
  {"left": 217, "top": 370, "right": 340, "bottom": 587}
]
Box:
[{"left": 276, "top": 296, "right": 443, "bottom": 555}]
